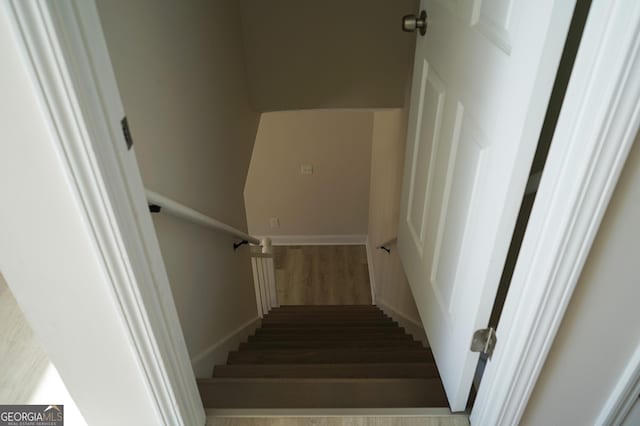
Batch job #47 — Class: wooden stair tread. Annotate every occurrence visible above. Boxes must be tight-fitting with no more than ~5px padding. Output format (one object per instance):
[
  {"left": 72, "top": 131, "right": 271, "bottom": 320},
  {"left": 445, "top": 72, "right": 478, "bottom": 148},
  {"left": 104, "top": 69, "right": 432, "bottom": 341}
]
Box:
[
  {"left": 261, "top": 320, "right": 394, "bottom": 325},
  {"left": 264, "top": 315, "right": 390, "bottom": 321},
  {"left": 255, "top": 326, "right": 408, "bottom": 334},
  {"left": 212, "top": 363, "right": 439, "bottom": 378},
  {"left": 267, "top": 307, "right": 386, "bottom": 313},
  {"left": 239, "top": 340, "right": 423, "bottom": 349},
  {"left": 250, "top": 334, "right": 413, "bottom": 342},
  {"left": 269, "top": 310, "right": 381, "bottom": 312},
  {"left": 262, "top": 315, "right": 394, "bottom": 321},
  {"left": 261, "top": 321, "right": 398, "bottom": 328},
  {"left": 266, "top": 309, "right": 389, "bottom": 314},
  {"left": 197, "top": 377, "right": 448, "bottom": 408},
  {"left": 272, "top": 305, "right": 379, "bottom": 309},
  {"left": 228, "top": 348, "right": 434, "bottom": 364}
]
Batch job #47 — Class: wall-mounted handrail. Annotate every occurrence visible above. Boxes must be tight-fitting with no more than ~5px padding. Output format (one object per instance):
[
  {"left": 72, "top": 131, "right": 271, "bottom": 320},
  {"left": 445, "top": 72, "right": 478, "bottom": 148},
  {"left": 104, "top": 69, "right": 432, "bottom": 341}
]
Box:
[
  {"left": 377, "top": 236, "right": 397, "bottom": 254},
  {"left": 145, "top": 189, "right": 271, "bottom": 252}
]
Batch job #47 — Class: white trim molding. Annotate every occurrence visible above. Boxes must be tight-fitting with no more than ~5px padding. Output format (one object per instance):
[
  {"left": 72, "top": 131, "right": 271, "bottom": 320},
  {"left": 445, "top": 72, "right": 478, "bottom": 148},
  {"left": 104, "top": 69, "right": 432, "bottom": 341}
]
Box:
[
  {"left": 365, "top": 236, "right": 377, "bottom": 304},
  {"left": 2, "top": 1, "right": 204, "bottom": 424},
  {"left": 472, "top": 0, "right": 640, "bottom": 424},
  {"left": 377, "top": 300, "right": 428, "bottom": 348},
  {"left": 191, "top": 317, "right": 261, "bottom": 379},
  {"left": 596, "top": 343, "right": 640, "bottom": 426},
  {"left": 260, "top": 234, "right": 367, "bottom": 246}
]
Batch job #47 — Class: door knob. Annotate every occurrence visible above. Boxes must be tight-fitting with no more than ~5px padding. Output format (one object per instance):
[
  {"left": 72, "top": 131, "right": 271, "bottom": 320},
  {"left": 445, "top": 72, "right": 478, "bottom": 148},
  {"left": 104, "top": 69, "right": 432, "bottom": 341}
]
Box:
[{"left": 402, "top": 10, "right": 427, "bottom": 36}]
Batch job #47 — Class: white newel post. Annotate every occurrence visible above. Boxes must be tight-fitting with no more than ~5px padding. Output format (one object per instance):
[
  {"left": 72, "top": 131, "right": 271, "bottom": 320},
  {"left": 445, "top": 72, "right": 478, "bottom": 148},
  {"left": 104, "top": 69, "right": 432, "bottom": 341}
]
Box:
[{"left": 251, "top": 238, "right": 277, "bottom": 317}]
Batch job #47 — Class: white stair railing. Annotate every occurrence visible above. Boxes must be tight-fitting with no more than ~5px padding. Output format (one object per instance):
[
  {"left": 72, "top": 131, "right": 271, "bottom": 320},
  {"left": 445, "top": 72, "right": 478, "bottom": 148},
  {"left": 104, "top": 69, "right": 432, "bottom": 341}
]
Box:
[{"left": 250, "top": 250, "right": 278, "bottom": 317}]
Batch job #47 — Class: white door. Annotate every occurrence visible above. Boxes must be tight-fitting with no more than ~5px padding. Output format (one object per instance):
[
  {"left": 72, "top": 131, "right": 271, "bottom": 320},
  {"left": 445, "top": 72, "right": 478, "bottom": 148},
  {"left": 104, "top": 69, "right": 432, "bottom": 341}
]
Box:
[{"left": 397, "top": 0, "right": 576, "bottom": 411}]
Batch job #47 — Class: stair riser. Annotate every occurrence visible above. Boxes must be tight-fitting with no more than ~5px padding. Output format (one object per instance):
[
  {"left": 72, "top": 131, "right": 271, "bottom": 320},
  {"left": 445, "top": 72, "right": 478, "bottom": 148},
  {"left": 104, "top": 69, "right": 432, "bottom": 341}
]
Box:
[
  {"left": 263, "top": 320, "right": 391, "bottom": 324},
  {"left": 212, "top": 363, "right": 439, "bottom": 379},
  {"left": 264, "top": 315, "right": 390, "bottom": 321},
  {"left": 239, "top": 341, "right": 422, "bottom": 350},
  {"left": 266, "top": 310, "right": 388, "bottom": 315},
  {"left": 228, "top": 350, "right": 434, "bottom": 364},
  {"left": 253, "top": 329, "right": 409, "bottom": 335},
  {"left": 260, "top": 321, "right": 399, "bottom": 328},
  {"left": 197, "top": 379, "right": 448, "bottom": 408},
  {"left": 271, "top": 305, "right": 379, "bottom": 309},
  {"left": 263, "top": 316, "right": 393, "bottom": 321},
  {"left": 250, "top": 335, "right": 413, "bottom": 342}
]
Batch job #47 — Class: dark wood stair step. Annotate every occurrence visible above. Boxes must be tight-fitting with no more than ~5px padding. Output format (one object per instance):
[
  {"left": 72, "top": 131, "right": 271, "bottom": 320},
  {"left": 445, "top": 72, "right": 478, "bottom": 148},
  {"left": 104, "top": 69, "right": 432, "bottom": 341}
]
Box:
[
  {"left": 268, "top": 307, "right": 384, "bottom": 312},
  {"left": 254, "top": 327, "right": 409, "bottom": 337},
  {"left": 264, "top": 312, "right": 391, "bottom": 321},
  {"left": 262, "top": 318, "right": 391, "bottom": 324},
  {"left": 239, "top": 340, "right": 423, "bottom": 350},
  {"left": 250, "top": 334, "right": 413, "bottom": 343},
  {"left": 263, "top": 315, "right": 393, "bottom": 321},
  {"left": 272, "top": 305, "right": 380, "bottom": 310},
  {"left": 260, "top": 320, "right": 398, "bottom": 328},
  {"left": 227, "top": 348, "right": 434, "bottom": 364},
  {"left": 197, "top": 378, "right": 448, "bottom": 408},
  {"left": 212, "top": 363, "right": 439, "bottom": 378},
  {"left": 268, "top": 306, "right": 384, "bottom": 311},
  {"left": 267, "top": 308, "right": 385, "bottom": 316},
  {"left": 267, "top": 308, "right": 384, "bottom": 313}
]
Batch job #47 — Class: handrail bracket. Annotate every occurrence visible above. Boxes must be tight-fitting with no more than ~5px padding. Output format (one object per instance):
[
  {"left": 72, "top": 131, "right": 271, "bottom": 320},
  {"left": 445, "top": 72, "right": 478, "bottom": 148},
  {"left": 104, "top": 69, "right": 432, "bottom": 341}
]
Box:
[{"left": 233, "top": 240, "right": 249, "bottom": 251}]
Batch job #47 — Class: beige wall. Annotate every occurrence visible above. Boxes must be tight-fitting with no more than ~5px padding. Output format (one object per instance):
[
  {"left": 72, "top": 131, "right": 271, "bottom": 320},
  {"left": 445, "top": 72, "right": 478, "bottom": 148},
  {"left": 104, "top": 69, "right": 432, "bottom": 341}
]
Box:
[
  {"left": 367, "top": 109, "right": 421, "bottom": 324},
  {"left": 522, "top": 132, "right": 640, "bottom": 425},
  {"left": 97, "top": 0, "right": 260, "bottom": 376},
  {"left": 240, "top": 0, "right": 417, "bottom": 111},
  {"left": 245, "top": 110, "right": 373, "bottom": 237}
]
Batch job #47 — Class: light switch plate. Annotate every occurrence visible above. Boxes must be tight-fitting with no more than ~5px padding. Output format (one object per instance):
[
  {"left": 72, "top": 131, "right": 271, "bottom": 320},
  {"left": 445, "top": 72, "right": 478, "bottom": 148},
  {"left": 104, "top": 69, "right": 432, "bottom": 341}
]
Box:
[{"left": 300, "top": 164, "right": 313, "bottom": 175}]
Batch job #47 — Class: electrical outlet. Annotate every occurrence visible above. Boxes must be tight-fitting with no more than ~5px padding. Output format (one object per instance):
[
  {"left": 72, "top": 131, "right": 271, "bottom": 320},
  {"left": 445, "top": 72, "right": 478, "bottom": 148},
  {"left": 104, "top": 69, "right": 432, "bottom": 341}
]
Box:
[
  {"left": 300, "top": 164, "right": 313, "bottom": 175},
  {"left": 269, "top": 217, "right": 280, "bottom": 229}
]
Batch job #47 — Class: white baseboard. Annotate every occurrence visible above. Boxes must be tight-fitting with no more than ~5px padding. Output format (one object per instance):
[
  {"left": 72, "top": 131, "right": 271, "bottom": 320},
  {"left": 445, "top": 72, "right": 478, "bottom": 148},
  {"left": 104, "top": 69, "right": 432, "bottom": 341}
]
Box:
[
  {"left": 377, "top": 300, "right": 429, "bottom": 347},
  {"left": 257, "top": 234, "right": 367, "bottom": 246},
  {"left": 365, "top": 237, "right": 376, "bottom": 304},
  {"left": 190, "top": 317, "right": 261, "bottom": 378}
]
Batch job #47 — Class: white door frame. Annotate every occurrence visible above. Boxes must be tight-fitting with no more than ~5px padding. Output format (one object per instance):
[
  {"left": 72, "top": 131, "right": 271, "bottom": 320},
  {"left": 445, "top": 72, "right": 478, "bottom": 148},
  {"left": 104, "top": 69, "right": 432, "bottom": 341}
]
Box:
[
  {"left": 3, "top": 0, "right": 639, "bottom": 424},
  {"left": 2, "top": 1, "right": 204, "bottom": 425},
  {"left": 596, "top": 342, "right": 640, "bottom": 425},
  {"left": 472, "top": 0, "right": 640, "bottom": 424}
]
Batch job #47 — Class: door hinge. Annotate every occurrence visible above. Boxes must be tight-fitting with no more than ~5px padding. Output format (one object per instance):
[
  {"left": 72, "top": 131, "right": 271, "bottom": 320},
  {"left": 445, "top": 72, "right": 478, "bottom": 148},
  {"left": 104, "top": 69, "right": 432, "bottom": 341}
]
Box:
[
  {"left": 121, "top": 116, "right": 134, "bottom": 150},
  {"left": 471, "top": 327, "right": 497, "bottom": 359}
]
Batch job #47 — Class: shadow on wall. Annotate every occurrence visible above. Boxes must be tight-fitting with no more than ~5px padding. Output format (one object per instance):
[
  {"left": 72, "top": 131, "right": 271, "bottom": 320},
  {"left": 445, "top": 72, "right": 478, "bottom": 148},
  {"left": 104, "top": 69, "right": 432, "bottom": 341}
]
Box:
[
  {"left": 367, "top": 109, "right": 423, "bottom": 327},
  {"left": 96, "top": 0, "right": 261, "bottom": 379},
  {"left": 240, "top": 0, "right": 418, "bottom": 111}
]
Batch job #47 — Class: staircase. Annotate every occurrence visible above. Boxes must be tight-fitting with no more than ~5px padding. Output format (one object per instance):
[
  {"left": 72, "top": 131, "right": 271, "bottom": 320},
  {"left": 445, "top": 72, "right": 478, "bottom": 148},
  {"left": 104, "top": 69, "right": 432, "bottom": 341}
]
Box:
[{"left": 197, "top": 305, "right": 448, "bottom": 408}]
